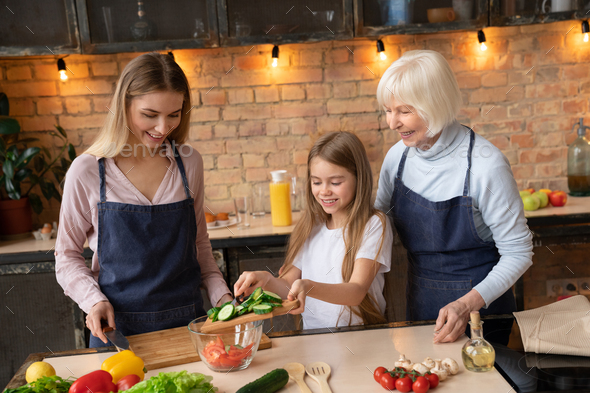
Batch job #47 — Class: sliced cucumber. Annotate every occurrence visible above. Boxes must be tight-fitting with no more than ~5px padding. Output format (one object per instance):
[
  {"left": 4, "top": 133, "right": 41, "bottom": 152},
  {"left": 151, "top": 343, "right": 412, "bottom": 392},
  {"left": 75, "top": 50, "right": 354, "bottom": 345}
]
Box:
[
  {"left": 210, "top": 308, "right": 220, "bottom": 322},
  {"left": 259, "top": 302, "right": 282, "bottom": 308},
  {"left": 253, "top": 304, "right": 273, "bottom": 315},
  {"left": 217, "top": 304, "right": 235, "bottom": 321},
  {"left": 262, "top": 290, "right": 282, "bottom": 303},
  {"left": 207, "top": 307, "right": 220, "bottom": 318},
  {"left": 252, "top": 287, "right": 263, "bottom": 301}
]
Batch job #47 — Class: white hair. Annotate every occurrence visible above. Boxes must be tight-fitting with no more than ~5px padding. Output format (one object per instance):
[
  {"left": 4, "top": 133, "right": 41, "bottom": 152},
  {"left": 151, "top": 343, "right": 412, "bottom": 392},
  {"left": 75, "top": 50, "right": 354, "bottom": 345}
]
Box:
[{"left": 376, "top": 50, "right": 462, "bottom": 135}]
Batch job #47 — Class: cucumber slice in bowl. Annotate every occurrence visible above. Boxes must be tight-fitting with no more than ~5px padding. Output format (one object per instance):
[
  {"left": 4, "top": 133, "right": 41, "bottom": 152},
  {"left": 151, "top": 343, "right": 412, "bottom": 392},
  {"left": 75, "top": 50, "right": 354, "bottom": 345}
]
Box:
[
  {"left": 253, "top": 304, "right": 273, "bottom": 315},
  {"left": 217, "top": 304, "right": 236, "bottom": 321}
]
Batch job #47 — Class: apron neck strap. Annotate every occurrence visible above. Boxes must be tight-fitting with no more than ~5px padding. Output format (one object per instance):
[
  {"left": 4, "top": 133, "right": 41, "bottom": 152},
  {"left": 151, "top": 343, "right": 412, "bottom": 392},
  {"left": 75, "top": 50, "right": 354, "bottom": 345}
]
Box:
[
  {"left": 396, "top": 147, "right": 410, "bottom": 180},
  {"left": 99, "top": 158, "right": 107, "bottom": 203},
  {"left": 462, "top": 128, "right": 476, "bottom": 196},
  {"left": 169, "top": 141, "right": 192, "bottom": 200}
]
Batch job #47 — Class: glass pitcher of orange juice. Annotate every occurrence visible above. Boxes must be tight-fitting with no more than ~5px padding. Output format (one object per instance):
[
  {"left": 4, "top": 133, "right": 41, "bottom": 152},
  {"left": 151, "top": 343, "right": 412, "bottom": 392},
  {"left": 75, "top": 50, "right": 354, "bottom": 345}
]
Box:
[{"left": 269, "top": 170, "right": 292, "bottom": 226}]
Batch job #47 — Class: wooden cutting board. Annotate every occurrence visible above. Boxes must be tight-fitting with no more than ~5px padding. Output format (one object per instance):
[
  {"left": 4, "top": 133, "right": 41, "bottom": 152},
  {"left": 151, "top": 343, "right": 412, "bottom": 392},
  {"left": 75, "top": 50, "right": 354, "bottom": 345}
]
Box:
[
  {"left": 127, "top": 326, "right": 272, "bottom": 370},
  {"left": 201, "top": 299, "right": 299, "bottom": 334}
]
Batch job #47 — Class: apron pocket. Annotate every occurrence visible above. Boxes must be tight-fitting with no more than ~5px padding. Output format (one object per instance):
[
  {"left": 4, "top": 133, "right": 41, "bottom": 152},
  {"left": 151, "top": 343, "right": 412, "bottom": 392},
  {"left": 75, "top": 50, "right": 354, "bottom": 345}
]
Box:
[
  {"left": 114, "top": 304, "right": 197, "bottom": 336},
  {"left": 407, "top": 274, "right": 472, "bottom": 321},
  {"left": 409, "top": 273, "right": 472, "bottom": 291}
]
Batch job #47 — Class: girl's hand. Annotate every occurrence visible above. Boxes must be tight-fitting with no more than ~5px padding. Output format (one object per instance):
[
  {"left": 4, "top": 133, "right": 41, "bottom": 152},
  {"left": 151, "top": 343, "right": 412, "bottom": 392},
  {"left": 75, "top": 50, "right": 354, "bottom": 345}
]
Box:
[
  {"left": 234, "top": 271, "right": 272, "bottom": 298},
  {"left": 286, "top": 279, "right": 310, "bottom": 315},
  {"left": 86, "top": 301, "right": 115, "bottom": 344}
]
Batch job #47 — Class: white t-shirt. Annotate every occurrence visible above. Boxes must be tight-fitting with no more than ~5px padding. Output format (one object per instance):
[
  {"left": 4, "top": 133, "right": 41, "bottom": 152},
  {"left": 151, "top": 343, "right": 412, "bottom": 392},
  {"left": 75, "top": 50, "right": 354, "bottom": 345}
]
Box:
[{"left": 293, "top": 215, "right": 393, "bottom": 329}]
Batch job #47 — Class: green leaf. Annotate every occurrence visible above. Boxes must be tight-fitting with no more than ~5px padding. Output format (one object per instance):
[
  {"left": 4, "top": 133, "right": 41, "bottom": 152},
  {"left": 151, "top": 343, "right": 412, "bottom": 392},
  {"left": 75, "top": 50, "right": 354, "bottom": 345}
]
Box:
[
  {"left": 55, "top": 124, "right": 67, "bottom": 138},
  {"left": 60, "top": 157, "right": 68, "bottom": 170},
  {"left": 15, "top": 137, "right": 40, "bottom": 145},
  {"left": 3, "top": 159, "right": 14, "bottom": 179},
  {"left": 5, "top": 177, "right": 20, "bottom": 200},
  {"left": 33, "top": 155, "right": 44, "bottom": 172},
  {"left": 41, "top": 146, "right": 52, "bottom": 160},
  {"left": 40, "top": 179, "right": 53, "bottom": 200},
  {"left": 68, "top": 143, "right": 76, "bottom": 161},
  {"left": 0, "top": 116, "right": 20, "bottom": 135},
  {"left": 14, "top": 147, "right": 40, "bottom": 170},
  {"left": 51, "top": 166, "right": 66, "bottom": 184},
  {"left": 45, "top": 181, "right": 60, "bottom": 202},
  {"left": 14, "top": 168, "right": 31, "bottom": 182},
  {"left": 29, "top": 192, "right": 43, "bottom": 214}
]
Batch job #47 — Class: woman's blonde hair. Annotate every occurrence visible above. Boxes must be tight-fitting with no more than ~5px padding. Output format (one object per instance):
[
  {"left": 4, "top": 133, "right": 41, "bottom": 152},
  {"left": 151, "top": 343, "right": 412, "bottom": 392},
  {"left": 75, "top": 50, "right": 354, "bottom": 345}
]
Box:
[
  {"left": 376, "top": 50, "right": 462, "bottom": 135},
  {"left": 280, "top": 132, "right": 388, "bottom": 326},
  {"left": 85, "top": 52, "right": 192, "bottom": 157}
]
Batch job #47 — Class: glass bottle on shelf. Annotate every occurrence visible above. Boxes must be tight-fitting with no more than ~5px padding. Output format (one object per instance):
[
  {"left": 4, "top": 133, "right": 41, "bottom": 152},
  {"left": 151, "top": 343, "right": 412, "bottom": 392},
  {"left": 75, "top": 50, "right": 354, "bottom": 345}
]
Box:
[
  {"left": 130, "top": 1, "right": 154, "bottom": 41},
  {"left": 567, "top": 118, "right": 590, "bottom": 196},
  {"left": 461, "top": 311, "right": 495, "bottom": 372}
]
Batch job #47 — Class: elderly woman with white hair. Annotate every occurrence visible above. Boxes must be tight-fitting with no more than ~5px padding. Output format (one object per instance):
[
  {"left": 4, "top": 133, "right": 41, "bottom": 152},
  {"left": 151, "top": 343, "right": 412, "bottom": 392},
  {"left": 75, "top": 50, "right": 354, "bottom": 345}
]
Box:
[{"left": 375, "top": 50, "right": 533, "bottom": 345}]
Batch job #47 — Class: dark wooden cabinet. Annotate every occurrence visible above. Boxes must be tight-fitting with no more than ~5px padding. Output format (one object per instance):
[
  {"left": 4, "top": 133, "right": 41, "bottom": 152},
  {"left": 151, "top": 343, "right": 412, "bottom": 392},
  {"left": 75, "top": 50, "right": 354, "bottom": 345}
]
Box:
[
  {"left": 0, "top": 0, "right": 81, "bottom": 56},
  {"left": 490, "top": 0, "right": 590, "bottom": 27},
  {"left": 355, "top": 0, "right": 488, "bottom": 36},
  {"left": 217, "top": 0, "right": 354, "bottom": 46},
  {"left": 75, "top": 0, "right": 219, "bottom": 54}
]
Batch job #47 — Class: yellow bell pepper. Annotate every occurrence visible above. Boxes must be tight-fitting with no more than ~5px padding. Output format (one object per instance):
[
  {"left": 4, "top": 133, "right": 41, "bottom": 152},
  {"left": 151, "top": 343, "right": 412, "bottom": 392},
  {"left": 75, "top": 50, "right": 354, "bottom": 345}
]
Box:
[{"left": 101, "top": 349, "right": 145, "bottom": 383}]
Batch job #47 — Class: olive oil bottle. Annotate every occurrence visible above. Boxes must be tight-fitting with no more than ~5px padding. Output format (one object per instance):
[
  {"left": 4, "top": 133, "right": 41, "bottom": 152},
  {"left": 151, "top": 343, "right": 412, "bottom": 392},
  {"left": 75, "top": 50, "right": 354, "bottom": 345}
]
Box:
[{"left": 461, "top": 311, "right": 495, "bottom": 372}]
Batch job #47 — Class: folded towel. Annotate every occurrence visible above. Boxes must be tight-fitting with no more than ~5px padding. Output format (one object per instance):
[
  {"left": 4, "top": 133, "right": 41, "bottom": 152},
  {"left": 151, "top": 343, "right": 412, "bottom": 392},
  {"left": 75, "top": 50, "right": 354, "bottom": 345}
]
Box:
[{"left": 513, "top": 295, "right": 590, "bottom": 357}]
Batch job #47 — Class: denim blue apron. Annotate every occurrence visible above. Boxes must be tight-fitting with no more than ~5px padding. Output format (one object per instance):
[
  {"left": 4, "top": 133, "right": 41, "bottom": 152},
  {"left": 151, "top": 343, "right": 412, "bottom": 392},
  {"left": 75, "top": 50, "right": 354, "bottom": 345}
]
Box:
[
  {"left": 89, "top": 144, "right": 205, "bottom": 348},
  {"left": 390, "top": 129, "right": 515, "bottom": 344}
]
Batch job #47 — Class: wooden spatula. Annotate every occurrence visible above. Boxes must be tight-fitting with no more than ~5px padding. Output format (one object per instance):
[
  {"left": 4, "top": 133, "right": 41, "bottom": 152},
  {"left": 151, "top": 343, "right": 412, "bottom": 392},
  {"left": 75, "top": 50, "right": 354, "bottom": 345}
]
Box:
[
  {"left": 200, "top": 299, "right": 299, "bottom": 334},
  {"left": 306, "top": 361, "right": 333, "bottom": 393}
]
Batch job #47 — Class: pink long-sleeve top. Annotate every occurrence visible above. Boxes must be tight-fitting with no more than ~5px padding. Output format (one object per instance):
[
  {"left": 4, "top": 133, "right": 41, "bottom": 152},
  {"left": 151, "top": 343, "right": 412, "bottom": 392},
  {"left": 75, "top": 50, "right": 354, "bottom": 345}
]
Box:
[{"left": 55, "top": 141, "right": 231, "bottom": 314}]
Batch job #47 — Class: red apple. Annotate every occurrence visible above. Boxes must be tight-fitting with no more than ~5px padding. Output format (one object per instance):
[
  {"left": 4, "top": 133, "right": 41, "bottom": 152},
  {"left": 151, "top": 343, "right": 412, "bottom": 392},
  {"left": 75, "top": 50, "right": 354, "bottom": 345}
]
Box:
[{"left": 548, "top": 190, "right": 567, "bottom": 207}]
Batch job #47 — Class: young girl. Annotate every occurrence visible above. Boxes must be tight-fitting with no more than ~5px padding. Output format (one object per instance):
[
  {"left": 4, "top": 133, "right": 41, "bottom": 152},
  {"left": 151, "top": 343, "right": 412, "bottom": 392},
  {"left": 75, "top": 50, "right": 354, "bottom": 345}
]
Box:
[{"left": 234, "top": 132, "right": 393, "bottom": 329}]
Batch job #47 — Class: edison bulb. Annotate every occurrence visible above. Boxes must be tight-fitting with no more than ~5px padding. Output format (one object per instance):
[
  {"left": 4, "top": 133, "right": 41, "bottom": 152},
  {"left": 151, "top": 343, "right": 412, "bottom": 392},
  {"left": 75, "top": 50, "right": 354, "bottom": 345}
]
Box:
[
  {"left": 272, "top": 58, "right": 278, "bottom": 67},
  {"left": 59, "top": 69, "right": 68, "bottom": 81},
  {"left": 480, "top": 42, "right": 487, "bottom": 51},
  {"left": 584, "top": 33, "right": 589, "bottom": 42},
  {"left": 379, "top": 51, "right": 387, "bottom": 60}
]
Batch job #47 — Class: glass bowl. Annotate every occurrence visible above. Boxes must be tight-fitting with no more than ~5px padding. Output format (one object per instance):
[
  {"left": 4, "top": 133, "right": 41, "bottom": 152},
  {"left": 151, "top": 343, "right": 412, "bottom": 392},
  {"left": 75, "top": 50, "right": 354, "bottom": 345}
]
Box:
[{"left": 188, "top": 315, "right": 263, "bottom": 372}]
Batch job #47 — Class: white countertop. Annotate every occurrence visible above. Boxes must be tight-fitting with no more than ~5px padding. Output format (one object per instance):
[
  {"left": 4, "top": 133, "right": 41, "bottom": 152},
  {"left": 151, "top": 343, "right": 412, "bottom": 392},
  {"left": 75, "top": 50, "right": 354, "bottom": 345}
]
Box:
[
  {"left": 43, "top": 325, "right": 511, "bottom": 393},
  {"left": 524, "top": 195, "right": 590, "bottom": 218}
]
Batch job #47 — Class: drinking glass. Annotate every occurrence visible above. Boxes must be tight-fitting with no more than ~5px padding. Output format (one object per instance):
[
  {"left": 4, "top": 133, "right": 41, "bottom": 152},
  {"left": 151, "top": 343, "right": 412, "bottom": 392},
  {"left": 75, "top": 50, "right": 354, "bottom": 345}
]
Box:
[
  {"left": 251, "top": 185, "right": 266, "bottom": 217},
  {"left": 234, "top": 197, "right": 251, "bottom": 229}
]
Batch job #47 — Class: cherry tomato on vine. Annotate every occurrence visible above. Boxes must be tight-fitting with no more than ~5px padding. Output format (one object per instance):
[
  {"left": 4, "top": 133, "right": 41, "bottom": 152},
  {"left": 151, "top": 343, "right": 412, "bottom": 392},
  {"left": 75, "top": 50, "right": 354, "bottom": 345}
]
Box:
[
  {"left": 412, "top": 376, "right": 430, "bottom": 393},
  {"left": 374, "top": 366, "right": 388, "bottom": 383},
  {"left": 380, "top": 373, "right": 397, "bottom": 390},
  {"left": 395, "top": 376, "right": 412, "bottom": 393},
  {"left": 425, "top": 373, "right": 439, "bottom": 389}
]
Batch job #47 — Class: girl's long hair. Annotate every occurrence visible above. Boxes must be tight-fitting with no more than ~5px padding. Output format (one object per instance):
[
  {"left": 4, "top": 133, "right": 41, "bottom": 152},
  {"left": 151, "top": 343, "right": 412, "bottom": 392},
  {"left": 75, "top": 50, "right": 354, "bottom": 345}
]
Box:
[
  {"left": 85, "top": 52, "right": 191, "bottom": 157},
  {"left": 280, "top": 132, "right": 387, "bottom": 326}
]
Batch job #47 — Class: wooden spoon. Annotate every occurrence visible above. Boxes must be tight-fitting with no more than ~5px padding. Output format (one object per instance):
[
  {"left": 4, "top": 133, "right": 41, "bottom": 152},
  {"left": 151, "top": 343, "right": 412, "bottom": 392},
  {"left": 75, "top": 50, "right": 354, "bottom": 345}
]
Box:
[
  {"left": 305, "top": 361, "right": 333, "bottom": 393},
  {"left": 284, "top": 362, "right": 312, "bottom": 393}
]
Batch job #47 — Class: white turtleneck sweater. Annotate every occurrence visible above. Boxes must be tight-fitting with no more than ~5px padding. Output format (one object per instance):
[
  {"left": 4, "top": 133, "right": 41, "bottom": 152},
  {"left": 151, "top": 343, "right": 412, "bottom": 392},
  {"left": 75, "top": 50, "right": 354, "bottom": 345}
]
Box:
[{"left": 375, "top": 120, "right": 533, "bottom": 308}]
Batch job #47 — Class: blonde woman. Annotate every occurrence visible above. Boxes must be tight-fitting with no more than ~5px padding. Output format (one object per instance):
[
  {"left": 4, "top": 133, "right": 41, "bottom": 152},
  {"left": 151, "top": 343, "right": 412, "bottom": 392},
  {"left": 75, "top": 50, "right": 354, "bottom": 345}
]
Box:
[
  {"left": 234, "top": 132, "right": 393, "bottom": 329},
  {"left": 56, "top": 53, "right": 232, "bottom": 347},
  {"left": 375, "top": 50, "right": 533, "bottom": 345}
]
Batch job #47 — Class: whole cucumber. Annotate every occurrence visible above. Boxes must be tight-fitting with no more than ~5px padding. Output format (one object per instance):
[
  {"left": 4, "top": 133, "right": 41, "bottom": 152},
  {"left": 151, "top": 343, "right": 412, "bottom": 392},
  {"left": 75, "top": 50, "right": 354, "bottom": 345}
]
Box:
[{"left": 236, "top": 368, "right": 289, "bottom": 393}]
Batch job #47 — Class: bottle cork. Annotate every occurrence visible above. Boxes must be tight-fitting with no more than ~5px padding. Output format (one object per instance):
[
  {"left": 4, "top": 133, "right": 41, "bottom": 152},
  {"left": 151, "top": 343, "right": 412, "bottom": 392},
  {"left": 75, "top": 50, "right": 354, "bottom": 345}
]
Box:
[{"left": 470, "top": 311, "right": 481, "bottom": 327}]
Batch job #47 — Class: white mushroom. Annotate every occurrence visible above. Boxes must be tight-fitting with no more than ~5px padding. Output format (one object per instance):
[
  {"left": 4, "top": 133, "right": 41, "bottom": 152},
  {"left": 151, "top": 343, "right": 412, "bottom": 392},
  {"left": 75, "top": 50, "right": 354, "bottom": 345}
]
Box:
[
  {"left": 394, "top": 354, "right": 412, "bottom": 368},
  {"left": 430, "top": 360, "right": 449, "bottom": 381},
  {"left": 412, "top": 362, "right": 430, "bottom": 375},
  {"left": 422, "top": 356, "right": 435, "bottom": 369},
  {"left": 442, "top": 357, "right": 459, "bottom": 375}
]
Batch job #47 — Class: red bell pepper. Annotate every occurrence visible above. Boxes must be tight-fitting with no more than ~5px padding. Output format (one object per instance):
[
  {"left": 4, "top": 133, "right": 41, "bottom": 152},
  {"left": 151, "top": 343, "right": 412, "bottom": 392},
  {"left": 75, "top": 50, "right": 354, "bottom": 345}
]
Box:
[{"left": 69, "top": 370, "right": 117, "bottom": 393}]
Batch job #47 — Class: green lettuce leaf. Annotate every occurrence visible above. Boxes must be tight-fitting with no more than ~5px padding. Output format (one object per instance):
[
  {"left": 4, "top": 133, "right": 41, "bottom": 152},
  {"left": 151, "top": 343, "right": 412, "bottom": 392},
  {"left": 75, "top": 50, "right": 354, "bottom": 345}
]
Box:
[{"left": 123, "top": 371, "right": 217, "bottom": 393}]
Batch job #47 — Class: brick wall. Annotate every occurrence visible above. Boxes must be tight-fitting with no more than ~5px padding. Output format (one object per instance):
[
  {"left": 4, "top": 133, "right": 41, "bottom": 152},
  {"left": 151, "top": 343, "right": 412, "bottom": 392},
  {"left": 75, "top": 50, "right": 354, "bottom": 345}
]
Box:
[{"left": 1, "top": 20, "right": 589, "bottom": 226}]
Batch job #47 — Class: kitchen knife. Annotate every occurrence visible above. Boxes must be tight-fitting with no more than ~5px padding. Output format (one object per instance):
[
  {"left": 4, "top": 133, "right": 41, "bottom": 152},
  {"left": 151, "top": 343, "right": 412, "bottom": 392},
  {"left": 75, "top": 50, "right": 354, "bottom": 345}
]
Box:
[
  {"left": 102, "top": 325, "right": 129, "bottom": 351},
  {"left": 230, "top": 294, "right": 244, "bottom": 307}
]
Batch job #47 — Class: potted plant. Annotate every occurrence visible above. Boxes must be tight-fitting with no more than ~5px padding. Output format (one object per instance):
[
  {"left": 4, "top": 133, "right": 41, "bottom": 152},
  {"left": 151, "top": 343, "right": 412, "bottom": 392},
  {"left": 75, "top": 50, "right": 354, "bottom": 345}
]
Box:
[{"left": 0, "top": 92, "right": 77, "bottom": 237}]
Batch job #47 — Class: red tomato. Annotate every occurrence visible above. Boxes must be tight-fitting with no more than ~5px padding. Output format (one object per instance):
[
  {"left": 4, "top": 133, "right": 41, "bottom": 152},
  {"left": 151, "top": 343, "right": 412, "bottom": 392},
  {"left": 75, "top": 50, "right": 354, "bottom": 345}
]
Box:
[
  {"left": 395, "top": 376, "right": 412, "bottom": 393},
  {"left": 424, "top": 373, "right": 439, "bottom": 389},
  {"left": 374, "top": 367, "right": 388, "bottom": 383},
  {"left": 116, "top": 374, "right": 141, "bottom": 391},
  {"left": 412, "top": 376, "right": 430, "bottom": 393},
  {"left": 380, "top": 373, "right": 397, "bottom": 390}
]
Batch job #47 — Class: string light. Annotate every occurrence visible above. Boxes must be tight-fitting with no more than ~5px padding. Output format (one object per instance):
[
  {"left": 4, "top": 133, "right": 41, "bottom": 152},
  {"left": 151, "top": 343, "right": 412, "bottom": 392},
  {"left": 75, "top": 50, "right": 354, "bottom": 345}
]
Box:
[
  {"left": 582, "top": 20, "right": 589, "bottom": 43},
  {"left": 272, "top": 45, "right": 279, "bottom": 67},
  {"left": 477, "top": 30, "right": 487, "bottom": 52},
  {"left": 57, "top": 58, "right": 68, "bottom": 81},
  {"left": 377, "top": 39, "right": 387, "bottom": 60}
]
